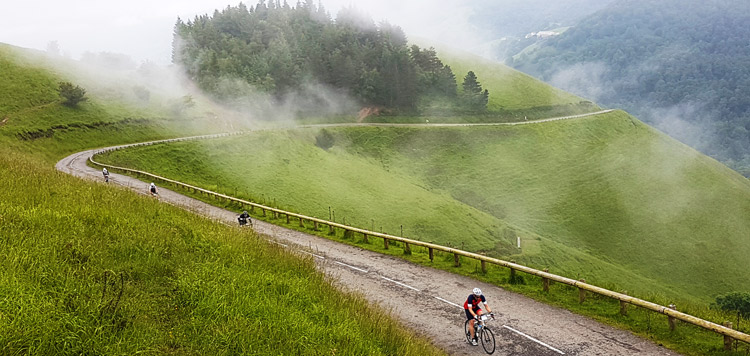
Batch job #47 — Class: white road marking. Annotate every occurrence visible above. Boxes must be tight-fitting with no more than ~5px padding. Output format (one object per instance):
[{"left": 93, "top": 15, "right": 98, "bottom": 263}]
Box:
[
  {"left": 503, "top": 325, "right": 565, "bottom": 355},
  {"left": 334, "top": 261, "right": 369, "bottom": 273},
  {"left": 297, "top": 249, "right": 325, "bottom": 259},
  {"left": 380, "top": 276, "right": 421, "bottom": 292},
  {"left": 434, "top": 296, "right": 462, "bottom": 308}
]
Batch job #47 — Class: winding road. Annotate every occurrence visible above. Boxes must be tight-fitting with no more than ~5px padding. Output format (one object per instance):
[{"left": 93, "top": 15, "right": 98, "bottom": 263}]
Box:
[{"left": 56, "top": 112, "right": 681, "bottom": 356}]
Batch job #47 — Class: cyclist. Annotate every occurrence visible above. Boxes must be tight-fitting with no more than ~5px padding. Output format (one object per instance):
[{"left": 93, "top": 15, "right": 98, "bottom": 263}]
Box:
[
  {"left": 149, "top": 182, "right": 158, "bottom": 197},
  {"left": 464, "top": 287, "right": 493, "bottom": 346},
  {"left": 102, "top": 167, "right": 109, "bottom": 182},
  {"left": 238, "top": 210, "right": 251, "bottom": 226}
]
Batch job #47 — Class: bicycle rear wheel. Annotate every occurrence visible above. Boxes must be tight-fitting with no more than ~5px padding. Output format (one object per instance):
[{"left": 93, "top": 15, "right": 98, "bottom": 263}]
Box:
[
  {"left": 480, "top": 327, "right": 496, "bottom": 354},
  {"left": 463, "top": 319, "right": 473, "bottom": 343}
]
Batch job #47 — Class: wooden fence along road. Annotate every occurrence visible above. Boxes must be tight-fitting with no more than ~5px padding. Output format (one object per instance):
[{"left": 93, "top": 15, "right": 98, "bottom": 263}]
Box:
[{"left": 87, "top": 118, "right": 749, "bottom": 351}]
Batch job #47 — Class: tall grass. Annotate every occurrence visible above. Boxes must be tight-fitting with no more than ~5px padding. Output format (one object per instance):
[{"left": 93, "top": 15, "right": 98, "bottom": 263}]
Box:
[{"left": 0, "top": 149, "right": 444, "bottom": 355}]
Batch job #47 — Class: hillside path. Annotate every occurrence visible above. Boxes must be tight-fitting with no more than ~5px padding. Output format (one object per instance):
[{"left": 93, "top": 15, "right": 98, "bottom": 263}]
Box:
[{"left": 56, "top": 116, "right": 682, "bottom": 356}]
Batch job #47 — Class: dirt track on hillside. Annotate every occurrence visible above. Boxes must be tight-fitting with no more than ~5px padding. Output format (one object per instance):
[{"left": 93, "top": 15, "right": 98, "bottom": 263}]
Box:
[{"left": 56, "top": 118, "right": 682, "bottom": 356}]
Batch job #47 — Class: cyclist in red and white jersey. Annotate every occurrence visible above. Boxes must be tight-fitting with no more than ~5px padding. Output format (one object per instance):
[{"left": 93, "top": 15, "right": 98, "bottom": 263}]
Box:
[{"left": 464, "top": 287, "right": 493, "bottom": 346}]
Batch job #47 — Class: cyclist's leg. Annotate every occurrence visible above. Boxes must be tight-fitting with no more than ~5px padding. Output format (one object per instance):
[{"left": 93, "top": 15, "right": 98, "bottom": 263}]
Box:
[{"left": 465, "top": 309, "right": 476, "bottom": 340}]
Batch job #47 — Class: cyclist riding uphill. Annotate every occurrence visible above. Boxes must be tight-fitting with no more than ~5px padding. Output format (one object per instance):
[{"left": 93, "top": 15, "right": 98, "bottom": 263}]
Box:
[{"left": 465, "top": 287, "right": 494, "bottom": 346}]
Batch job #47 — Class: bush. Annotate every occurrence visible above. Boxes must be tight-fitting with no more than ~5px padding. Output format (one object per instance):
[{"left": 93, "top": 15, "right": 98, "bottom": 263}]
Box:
[
  {"left": 315, "top": 129, "right": 335, "bottom": 150},
  {"left": 58, "top": 81, "right": 88, "bottom": 107}
]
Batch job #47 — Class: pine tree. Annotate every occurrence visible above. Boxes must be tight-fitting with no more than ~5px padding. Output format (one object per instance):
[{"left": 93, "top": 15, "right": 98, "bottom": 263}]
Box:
[{"left": 461, "top": 71, "right": 488, "bottom": 111}]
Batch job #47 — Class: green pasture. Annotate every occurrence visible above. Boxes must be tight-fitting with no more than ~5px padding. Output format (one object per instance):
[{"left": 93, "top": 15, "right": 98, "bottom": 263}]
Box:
[
  {"left": 98, "top": 111, "right": 750, "bottom": 306},
  {"left": 434, "top": 44, "right": 589, "bottom": 111}
]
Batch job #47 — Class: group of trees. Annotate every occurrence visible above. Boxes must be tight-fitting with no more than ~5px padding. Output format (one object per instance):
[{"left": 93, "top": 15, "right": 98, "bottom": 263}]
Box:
[
  {"left": 510, "top": 0, "right": 750, "bottom": 176},
  {"left": 172, "top": 1, "right": 488, "bottom": 113}
]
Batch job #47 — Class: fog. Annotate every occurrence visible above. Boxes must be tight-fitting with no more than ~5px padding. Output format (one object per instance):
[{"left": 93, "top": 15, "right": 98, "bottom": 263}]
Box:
[{"left": 1, "top": 0, "right": 484, "bottom": 65}]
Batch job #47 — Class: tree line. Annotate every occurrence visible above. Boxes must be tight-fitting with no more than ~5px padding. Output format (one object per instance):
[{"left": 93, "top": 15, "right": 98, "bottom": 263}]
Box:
[{"left": 172, "top": 1, "right": 488, "bottom": 114}]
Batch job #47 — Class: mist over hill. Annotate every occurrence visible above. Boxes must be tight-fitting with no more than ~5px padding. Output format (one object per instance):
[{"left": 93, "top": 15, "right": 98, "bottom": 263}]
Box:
[
  {"left": 468, "top": 0, "right": 615, "bottom": 59},
  {"left": 506, "top": 0, "right": 750, "bottom": 176}
]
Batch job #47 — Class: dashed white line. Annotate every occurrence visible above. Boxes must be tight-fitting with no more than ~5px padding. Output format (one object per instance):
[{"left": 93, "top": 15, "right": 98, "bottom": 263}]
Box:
[
  {"left": 434, "top": 296, "right": 462, "bottom": 308},
  {"left": 334, "top": 261, "right": 369, "bottom": 273},
  {"left": 503, "top": 325, "right": 565, "bottom": 355},
  {"left": 297, "top": 249, "right": 325, "bottom": 259},
  {"left": 380, "top": 276, "right": 421, "bottom": 292}
]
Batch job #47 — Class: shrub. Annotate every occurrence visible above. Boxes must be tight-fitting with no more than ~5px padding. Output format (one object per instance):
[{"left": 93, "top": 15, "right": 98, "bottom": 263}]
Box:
[{"left": 58, "top": 81, "right": 88, "bottom": 107}]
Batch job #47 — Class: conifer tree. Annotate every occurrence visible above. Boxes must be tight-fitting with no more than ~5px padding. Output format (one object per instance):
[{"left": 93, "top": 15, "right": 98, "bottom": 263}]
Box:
[{"left": 461, "top": 71, "right": 488, "bottom": 111}]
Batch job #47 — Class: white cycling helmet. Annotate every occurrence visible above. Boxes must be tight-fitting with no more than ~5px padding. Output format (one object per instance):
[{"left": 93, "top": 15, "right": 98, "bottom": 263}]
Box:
[{"left": 473, "top": 287, "right": 482, "bottom": 296}]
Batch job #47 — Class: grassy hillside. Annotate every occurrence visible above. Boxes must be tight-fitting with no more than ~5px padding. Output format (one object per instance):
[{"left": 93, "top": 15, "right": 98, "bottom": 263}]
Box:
[
  {"left": 420, "top": 42, "right": 595, "bottom": 115},
  {"left": 0, "top": 45, "right": 444, "bottom": 355},
  {"left": 0, "top": 149, "right": 442, "bottom": 355},
  {"left": 98, "top": 111, "right": 750, "bottom": 304}
]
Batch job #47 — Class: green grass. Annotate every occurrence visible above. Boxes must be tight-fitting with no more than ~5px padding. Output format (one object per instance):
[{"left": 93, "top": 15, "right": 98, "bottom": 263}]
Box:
[
  {"left": 98, "top": 111, "right": 750, "bottom": 307},
  {"left": 0, "top": 149, "right": 444, "bottom": 355},
  {"left": 429, "top": 43, "right": 590, "bottom": 111}
]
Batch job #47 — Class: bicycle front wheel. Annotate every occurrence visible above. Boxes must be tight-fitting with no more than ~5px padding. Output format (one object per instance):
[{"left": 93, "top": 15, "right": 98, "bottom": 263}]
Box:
[{"left": 480, "top": 327, "right": 496, "bottom": 354}]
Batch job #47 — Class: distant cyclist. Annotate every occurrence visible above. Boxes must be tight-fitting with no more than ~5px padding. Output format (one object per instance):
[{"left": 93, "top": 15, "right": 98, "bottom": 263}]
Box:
[
  {"left": 149, "top": 182, "right": 158, "bottom": 197},
  {"left": 238, "top": 210, "right": 252, "bottom": 227},
  {"left": 464, "top": 287, "right": 494, "bottom": 346},
  {"left": 102, "top": 167, "right": 109, "bottom": 182}
]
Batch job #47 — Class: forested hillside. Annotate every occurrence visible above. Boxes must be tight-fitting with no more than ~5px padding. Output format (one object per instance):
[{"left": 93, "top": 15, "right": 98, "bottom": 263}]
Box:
[
  {"left": 172, "top": 1, "right": 489, "bottom": 114},
  {"left": 510, "top": 0, "right": 750, "bottom": 176}
]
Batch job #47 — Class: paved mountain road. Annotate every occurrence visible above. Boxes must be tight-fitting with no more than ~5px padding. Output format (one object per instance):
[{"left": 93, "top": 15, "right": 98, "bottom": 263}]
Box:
[{"left": 56, "top": 121, "right": 680, "bottom": 355}]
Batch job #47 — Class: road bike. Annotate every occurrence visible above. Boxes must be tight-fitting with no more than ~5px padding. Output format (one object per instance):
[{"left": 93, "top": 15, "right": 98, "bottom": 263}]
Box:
[{"left": 464, "top": 313, "right": 496, "bottom": 354}]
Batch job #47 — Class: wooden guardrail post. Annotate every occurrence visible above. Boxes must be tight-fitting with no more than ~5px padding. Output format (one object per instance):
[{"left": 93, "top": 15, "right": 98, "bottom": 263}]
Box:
[
  {"left": 404, "top": 242, "right": 411, "bottom": 255},
  {"left": 286, "top": 214, "right": 290, "bottom": 224},
  {"left": 262, "top": 208, "right": 266, "bottom": 217},
  {"left": 329, "top": 224, "right": 334, "bottom": 234},
  {"left": 668, "top": 304, "right": 677, "bottom": 332},
  {"left": 542, "top": 269, "right": 550, "bottom": 292},
  {"left": 299, "top": 217, "right": 304, "bottom": 228},
  {"left": 723, "top": 322, "right": 734, "bottom": 351},
  {"left": 620, "top": 291, "right": 628, "bottom": 316},
  {"left": 362, "top": 233, "right": 368, "bottom": 243},
  {"left": 384, "top": 238, "right": 389, "bottom": 249},
  {"left": 481, "top": 260, "right": 487, "bottom": 274},
  {"left": 313, "top": 221, "right": 319, "bottom": 231},
  {"left": 428, "top": 248, "right": 434, "bottom": 262},
  {"left": 454, "top": 253, "right": 460, "bottom": 267},
  {"left": 578, "top": 279, "right": 587, "bottom": 303}
]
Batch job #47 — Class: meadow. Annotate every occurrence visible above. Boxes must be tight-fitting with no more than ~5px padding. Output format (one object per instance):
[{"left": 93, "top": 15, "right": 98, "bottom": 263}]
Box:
[{"left": 97, "top": 110, "right": 750, "bottom": 306}]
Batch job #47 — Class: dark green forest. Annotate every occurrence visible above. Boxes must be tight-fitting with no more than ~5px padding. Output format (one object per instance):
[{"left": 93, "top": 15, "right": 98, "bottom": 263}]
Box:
[
  {"left": 172, "top": 1, "right": 487, "bottom": 114},
  {"left": 511, "top": 0, "right": 750, "bottom": 176}
]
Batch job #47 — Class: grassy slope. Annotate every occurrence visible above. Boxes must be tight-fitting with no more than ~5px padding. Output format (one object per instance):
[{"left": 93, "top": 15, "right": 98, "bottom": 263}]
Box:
[
  {"left": 100, "top": 111, "right": 750, "bottom": 304},
  {"left": 97, "top": 130, "right": 514, "bottom": 252},
  {"left": 428, "top": 43, "right": 589, "bottom": 111},
  {"left": 0, "top": 45, "right": 444, "bottom": 355}
]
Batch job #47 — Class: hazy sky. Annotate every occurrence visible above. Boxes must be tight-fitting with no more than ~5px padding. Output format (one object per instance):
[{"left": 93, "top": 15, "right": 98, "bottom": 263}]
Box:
[{"left": 1, "top": 0, "right": 481, "bottom": 65}]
